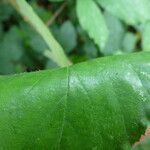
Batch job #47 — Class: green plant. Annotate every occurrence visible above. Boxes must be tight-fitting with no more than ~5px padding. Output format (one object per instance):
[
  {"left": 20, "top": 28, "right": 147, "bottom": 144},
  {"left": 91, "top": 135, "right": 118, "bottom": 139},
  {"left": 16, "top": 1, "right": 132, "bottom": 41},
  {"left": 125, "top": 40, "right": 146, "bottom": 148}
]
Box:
[
  {"left": 0, "top": 0, "right": 150, "bottom": 149},
  {"left": 7, "top": 0, "right": 150, "bottom": 67},
  {"left": 0, "top": 52, "right": 150, "bottom": 149},
  {"left": 9, "top": 0, "right": 71, "bottom": 67}
]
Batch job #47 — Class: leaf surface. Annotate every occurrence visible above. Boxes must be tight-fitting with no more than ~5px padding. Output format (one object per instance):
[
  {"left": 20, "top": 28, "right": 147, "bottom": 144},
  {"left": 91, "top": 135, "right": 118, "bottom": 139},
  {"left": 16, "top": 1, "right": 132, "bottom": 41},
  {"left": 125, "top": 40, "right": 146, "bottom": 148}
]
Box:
[
  {"left": 0, "top": 52, "right": 150, "bottom": 149},
  {"left": 96, "top": 0, "right": 150, "bottom": 25},
  {"left": 142, "top": 21, "right": 150, "bottom": 52},
  {"left": 76, "top": 0, "right": 108, "bottom": 50}
]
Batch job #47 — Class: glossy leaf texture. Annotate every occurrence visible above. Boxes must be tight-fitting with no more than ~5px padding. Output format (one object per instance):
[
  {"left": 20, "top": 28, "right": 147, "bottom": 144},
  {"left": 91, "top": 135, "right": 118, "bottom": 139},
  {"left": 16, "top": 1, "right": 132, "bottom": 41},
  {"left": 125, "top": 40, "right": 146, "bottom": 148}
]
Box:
[{"left": 0, "top": 52, "right": 150, "bottom": 150}]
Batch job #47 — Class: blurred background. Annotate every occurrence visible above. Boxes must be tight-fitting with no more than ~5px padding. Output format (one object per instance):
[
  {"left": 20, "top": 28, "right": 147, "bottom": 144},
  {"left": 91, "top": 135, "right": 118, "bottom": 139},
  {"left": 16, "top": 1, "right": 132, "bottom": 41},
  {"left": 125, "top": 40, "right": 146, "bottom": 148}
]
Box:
[{"left": 0, "top": 0, "right": 149, "bottom": 75}]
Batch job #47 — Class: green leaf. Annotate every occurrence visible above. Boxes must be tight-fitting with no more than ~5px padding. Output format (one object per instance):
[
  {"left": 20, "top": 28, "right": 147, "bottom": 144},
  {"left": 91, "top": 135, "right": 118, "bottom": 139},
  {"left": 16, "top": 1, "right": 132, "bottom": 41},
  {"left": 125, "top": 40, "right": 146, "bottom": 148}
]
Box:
[
  {"left": 76, "top": 0, "right": 108, "bottom": 50},
  {"left": 96, "top": 0, "right": 150, "bottom": 25},
  {"left": 0, "top": 24, "right": 3, "bottom": 39},
  {"left": 54, "top": 21, "right": 77, "bottom": 54},
  {"left": 0, "top": 52, "right": 150, "bottom": 149},
  {"left": 103, "top": 11, "right": 125, "bottom": 55},
  {"left": 83, "top": 41, "right": 98, "bottom": 58},
  {"left": 45, "top": 59, "right": 58, "bottom": 69},
  {"left": 0, "top": 26, "right": 23, "bottom": 61},
  {"left": 0, "top": 3, "right": 14, "bottom": 21},
  {"left": 142, "top": 21, "right": 150, "bottom": 51},
  {"left": 0, "top": 26, "right": 24, "bottom": 74},
  {"left": 122, "top": 32, "right": 137, "bottom": 53}
]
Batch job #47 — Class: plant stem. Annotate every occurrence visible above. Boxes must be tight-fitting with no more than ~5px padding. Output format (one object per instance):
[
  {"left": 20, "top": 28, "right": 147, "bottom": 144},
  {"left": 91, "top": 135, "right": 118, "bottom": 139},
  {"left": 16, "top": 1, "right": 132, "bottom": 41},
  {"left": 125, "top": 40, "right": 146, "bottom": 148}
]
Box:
[
  {"left": 9, "top": 0, "right": 72, "bottom": 67},
  {"left": 46, "top": 2, "right": 67, "bottom": 26}
]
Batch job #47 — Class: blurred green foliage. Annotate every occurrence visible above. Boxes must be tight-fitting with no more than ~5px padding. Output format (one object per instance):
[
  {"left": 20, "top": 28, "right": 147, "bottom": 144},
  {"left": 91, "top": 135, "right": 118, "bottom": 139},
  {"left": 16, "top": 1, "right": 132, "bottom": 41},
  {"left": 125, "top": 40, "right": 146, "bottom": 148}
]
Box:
[{"left": 0, "top": 0, "right": 149, "bottom": 75}]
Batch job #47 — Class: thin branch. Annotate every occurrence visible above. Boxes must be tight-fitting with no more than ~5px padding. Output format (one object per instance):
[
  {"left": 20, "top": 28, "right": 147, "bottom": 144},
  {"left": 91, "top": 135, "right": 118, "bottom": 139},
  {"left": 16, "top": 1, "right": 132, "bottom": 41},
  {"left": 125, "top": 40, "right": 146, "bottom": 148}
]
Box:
[
  {"left": 46, "top": 2, "right": 67, "bottom": 26},
  {"left": 9, "top": 0, "right": 72, "bottom": 67}
]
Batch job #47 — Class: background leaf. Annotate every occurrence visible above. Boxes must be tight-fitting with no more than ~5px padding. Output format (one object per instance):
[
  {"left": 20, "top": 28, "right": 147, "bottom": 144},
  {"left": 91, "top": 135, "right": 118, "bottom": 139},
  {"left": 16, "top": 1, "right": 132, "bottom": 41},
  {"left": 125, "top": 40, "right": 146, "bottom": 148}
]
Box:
[
  {"left": 53, "top": 20, "right": 77, "bottom": 54},
  {"left": 103, "top": 11, "right": 125, "bottom": 55},
  {"left": 0, "top": 26, "right": 24, "bottom": 74},
  {"left": 142, "top": 21, "right": 150, "bottom": 51},
  {"left": 122, "top": 32, "right": 137, "bottom": 53},
  {"left": 96, "top": 0, "right": 150, "bottom": 25},
  {"left": 76, "top": 0, "right": 108, "bottom": 51}
]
